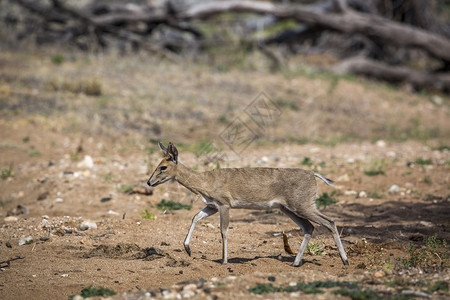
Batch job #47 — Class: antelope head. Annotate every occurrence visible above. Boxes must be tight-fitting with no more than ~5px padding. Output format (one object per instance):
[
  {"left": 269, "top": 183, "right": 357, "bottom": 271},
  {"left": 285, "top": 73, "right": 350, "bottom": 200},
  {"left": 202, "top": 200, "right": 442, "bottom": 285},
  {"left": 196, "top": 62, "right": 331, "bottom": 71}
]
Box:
[{"left": 147, "top": 142, "right": 178, "bottom": 187}]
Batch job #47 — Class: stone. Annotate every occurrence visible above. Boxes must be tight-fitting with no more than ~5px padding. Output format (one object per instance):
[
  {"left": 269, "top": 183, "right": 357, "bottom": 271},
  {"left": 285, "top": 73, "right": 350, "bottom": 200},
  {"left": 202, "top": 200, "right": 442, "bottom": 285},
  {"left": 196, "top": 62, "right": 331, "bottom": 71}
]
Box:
[
  {"left": 4, "top": 216, "right": 18, "bottom": 222},
  {"left": 79, "top": 221, "right": 97, "bottom": 231},
  {"left": 344, "top": 190, "right": 357, "bottom": 196},
  {"left": 77, "top": 155, "right": 94, "bottom": 169},
  {"left": 358, "top": 191, "right": 368, "bottom": 198},
  {"left": 18, "top": 236, "right": 33, "bottom": 245},
  {"left": 337, "top": 174, "right": 350, "bottom": 182},
  {"left": 376, "top": 140, "right": 386, "bottom": 148},
  {"left": 419, "top": 221, "right": 433, "bottom": 228},
  {"left": 374, "top": 271, "right": 384, "bottom": 278},
  {"left": 388, "top": 185, "right": 401, "bottom": 194}
]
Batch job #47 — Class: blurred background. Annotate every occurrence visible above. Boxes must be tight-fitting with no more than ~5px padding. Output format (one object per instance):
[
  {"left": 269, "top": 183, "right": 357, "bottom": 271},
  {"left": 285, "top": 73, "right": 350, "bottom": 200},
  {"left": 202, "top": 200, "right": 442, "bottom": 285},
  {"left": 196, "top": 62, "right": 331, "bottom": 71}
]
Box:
[{"left": 0, "top": 0, "right": 449, "bottom": 149}]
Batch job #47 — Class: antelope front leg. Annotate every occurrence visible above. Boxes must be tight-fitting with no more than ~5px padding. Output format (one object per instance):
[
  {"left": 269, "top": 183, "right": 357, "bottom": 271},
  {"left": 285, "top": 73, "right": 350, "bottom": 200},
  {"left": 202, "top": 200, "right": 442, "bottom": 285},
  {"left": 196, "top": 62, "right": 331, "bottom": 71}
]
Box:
[
  {"left": 184, "top": 206, "right": 218, "bottom": 256},
  {"left": 219, "top": 206, "right": 230, "bottom": 265}
]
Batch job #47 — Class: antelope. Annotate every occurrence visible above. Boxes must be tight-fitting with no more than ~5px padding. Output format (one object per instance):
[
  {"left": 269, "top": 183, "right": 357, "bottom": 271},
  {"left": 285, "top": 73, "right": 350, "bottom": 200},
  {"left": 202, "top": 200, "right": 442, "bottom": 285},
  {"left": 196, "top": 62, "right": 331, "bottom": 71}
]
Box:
[{"left": 147, "top": 142, "right": 349, "bottom": 267}]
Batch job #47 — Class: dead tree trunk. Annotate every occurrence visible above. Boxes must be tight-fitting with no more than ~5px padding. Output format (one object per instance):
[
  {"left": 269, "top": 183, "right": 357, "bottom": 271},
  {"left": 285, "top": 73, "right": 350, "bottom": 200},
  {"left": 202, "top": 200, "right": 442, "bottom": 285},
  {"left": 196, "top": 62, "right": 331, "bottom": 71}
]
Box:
[
  {"left": 334, "top": 57, "right": 450, "bottom": 92},
  {"left": 182, "top": 1, "right": 450, "bottom": 63}
]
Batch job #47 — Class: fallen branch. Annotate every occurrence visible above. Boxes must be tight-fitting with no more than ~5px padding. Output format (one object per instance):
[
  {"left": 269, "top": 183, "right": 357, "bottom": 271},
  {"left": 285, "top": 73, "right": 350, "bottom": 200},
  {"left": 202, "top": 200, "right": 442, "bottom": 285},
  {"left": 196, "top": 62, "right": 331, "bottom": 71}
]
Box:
[
  {"left": 0, "top": 256, "right": 25, "bottom": 268},
  {"left": 182, "top": 1, "right": 450, "bottom": 63},
  {"left": 333, "top": 57, "right": 450, "bottom": 92}
]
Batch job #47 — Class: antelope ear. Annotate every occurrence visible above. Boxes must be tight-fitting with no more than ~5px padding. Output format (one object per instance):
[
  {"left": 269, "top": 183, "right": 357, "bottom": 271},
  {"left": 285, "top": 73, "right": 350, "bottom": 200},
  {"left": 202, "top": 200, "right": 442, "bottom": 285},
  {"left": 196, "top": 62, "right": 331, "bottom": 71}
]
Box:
[
  {"left": 158, "top": 141, "right": 168, "bottom": 153},
  {"left": 167, "top": 142, "right": 178, "bottom": 164}
]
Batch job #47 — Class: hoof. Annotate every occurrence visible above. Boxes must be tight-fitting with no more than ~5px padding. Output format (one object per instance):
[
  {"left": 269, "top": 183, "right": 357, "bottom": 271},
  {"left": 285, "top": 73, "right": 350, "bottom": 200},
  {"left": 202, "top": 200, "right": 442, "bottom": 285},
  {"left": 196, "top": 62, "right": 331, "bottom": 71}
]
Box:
[
  {"left": 184, "top": 245, "right": 191, "bottom": 257},
  {"left": 292, "top": 260, "right": 303, "bottom": 267},
  {"left": 343, "top": 259, "right": 349, "bottom": 266}
]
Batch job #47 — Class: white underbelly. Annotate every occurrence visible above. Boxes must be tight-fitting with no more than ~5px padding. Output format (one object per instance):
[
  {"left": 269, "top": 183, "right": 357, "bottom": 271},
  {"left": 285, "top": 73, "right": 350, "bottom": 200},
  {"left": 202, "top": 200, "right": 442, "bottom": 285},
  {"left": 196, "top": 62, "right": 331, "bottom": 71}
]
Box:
[
  {"left": 202, "top": 197, "right": 220, "bottom": 210},
  {"left": 231, "top": 199, "right": 282, "bottom": 210}
]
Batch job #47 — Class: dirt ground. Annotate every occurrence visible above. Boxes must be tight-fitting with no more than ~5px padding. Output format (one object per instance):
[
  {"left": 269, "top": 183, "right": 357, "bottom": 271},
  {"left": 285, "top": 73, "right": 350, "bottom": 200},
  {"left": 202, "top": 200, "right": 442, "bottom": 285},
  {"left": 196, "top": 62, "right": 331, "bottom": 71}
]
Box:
[{"left": 0, "top": 50, "right": 449, "bottom": 299}]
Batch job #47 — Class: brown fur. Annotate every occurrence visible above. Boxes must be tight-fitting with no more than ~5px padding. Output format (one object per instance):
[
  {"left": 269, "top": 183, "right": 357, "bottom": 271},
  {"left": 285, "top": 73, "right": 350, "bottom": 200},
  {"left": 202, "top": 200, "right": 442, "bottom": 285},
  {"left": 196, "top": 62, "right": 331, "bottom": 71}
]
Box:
[{"left": 148, "top": 142, "right": 349, "bottom": 267}]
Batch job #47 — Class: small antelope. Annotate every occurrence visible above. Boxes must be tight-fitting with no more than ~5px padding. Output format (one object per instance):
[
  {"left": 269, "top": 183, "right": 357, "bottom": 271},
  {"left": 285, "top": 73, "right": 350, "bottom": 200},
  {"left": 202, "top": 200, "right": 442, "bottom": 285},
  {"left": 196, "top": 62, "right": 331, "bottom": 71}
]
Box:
[{"left": 147, "top": 142, "right": 349, "bottom": 267}]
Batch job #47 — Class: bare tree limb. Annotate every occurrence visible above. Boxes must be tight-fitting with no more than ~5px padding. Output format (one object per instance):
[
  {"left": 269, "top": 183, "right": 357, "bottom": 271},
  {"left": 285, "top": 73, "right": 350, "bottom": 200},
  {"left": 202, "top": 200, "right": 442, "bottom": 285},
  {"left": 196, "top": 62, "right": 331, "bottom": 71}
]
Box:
[
  {"left": 182, "top": 1, "right": 450, "bottom": 63},
  {"left": 333, "top": 57, "right": 450, "bottom": 92}
]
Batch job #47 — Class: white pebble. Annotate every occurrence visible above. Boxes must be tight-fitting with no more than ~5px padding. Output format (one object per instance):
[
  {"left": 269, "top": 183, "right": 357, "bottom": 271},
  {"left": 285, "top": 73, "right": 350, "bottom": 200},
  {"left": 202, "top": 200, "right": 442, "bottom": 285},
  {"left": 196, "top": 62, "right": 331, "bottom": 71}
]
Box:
[
  {"left": 376, "top": 140, "right": 386, "bottom": 147},
  {"left": 388, "top": 185, "right": 400, "bottom": 194},
  {"left": 4, "top": 216, "right": 18, "bottom": 222},
  {"left": 77, "top": 155, "right": 94, "bottom": 169},
  {"left": 79, "top": 221, "right": 97, "bottom": 231}
]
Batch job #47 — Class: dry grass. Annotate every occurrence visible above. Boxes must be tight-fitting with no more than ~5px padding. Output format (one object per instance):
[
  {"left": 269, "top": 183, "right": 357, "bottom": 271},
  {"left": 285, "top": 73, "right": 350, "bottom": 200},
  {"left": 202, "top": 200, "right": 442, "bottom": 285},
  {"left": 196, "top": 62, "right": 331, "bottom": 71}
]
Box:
[{"left": 0, "top": 49, "right": 449, "bottom": 149}]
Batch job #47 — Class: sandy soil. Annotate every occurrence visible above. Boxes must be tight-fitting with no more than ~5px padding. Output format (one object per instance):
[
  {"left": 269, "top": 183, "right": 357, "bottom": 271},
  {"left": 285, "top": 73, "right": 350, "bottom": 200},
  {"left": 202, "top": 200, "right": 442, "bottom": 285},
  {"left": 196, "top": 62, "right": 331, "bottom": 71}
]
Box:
[{"left": 0, "top": 50, "right": 449, "bottom": 299}]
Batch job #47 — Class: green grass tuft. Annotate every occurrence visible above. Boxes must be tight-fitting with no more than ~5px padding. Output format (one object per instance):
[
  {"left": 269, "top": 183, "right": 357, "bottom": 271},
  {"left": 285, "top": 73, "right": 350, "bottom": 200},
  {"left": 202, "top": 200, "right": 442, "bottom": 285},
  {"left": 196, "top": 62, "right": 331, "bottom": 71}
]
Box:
[
  {"left": 0, "top": 167, "right": 14, "bottom": 180},
  {"left": 248, "top": 283, "right": 279, "bottom": 294},
  {"left": 156, "top": 199, "right": 192, "bottom": 211},
  {"left": 415, "top": 158, "right": 432, "bottom": 165},
  {"left": 306, "top": 241, "right": 325, "bottom": 256},
  {"left": 117, "top": 184, "right": 134, "bottom": 193},
  {"left": 248, "top": 281, "right": 357, "bottom": 295},
  {"left": 300, "top": 156, "right": 313, "bottom": 167},
  {"left": 71, "top": 285, "right": 116, "bottom": 299},
  {"left": 316, "top": 192, "right": 338, "bottom": 208},
  {"left": 364, "top": 168, "right": 385, "bottom": 176},
  {"left": 141, "top": 209, "right": 155, "bottom": 220}
]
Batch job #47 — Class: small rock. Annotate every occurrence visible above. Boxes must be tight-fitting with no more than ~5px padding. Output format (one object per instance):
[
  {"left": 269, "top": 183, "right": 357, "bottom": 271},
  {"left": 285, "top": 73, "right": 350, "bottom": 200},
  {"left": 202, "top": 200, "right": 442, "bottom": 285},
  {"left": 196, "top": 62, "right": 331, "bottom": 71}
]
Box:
[
  {"left": 268, "top": 276, "right": 276, "bottom": 282},
  {"left": 374, "top": 271, "right": 384, "bottom": 278},
  {"left": 55, "top": 198, "right": 64, "bottom": 203},
  {"left": 182, "top": 290, "right": 195, "bottom": 298},
  {"left": 41, "top": 219, "right": 49, "bottom": 227},
  {"left": 310, "top": 147, "right": 320, "bottom": 153},
  {"left": 358, "top": 191, "right": 367, "bottom": 198},
  {"left": 337, "top": 174, "right": 350, "bottom": 182},
  {"left": 419, "top": 221, "right": 433, "bottom": 228},
  {"left": 162, "top": 289, "right": 178, "bottom": 299},
  {"left": 107, "top": 210, "right": 120, "bottom": 216},
  {"left": 432, "top": 95, "right": 443, "bottom": 105},
  {"left": 388, "top": 185, "right": 401, "bottom": 194},
  {"left": 7, "top": 204, "right": 29, "bottom": 216},
  {"left": 376, "top": 140, "right": 386, "bottom": 148},
  {"left": 53, "top": 229, "right": 65, "bottom": 236},
  {"left": 77, "top": 155, "right": 94, "bottom": 169},
  {"left": 72, "top": 295, "right": 84, "bottom": 300},
  {"left": 79, "top": 221, "right": 97, "bottom": 231},
  {"left": 18, "top": 236, "right": 33, "bottom": 245},
  {"left": 387, "top": 151, "right": 396, "bottom": 157},
  {"left": 344, "top": 190, "right": 357, "bottom": 196},
  {"left": 37, "top": 191, "right": 49, "bottom": 201},
  {"left": 4, "top": 216, "right": 18, "bottom": 222},
  {"left": 100, "top": 197, "right": 112, "bottom": 202},
  {"left": 183, "top": 284, "right": 197, "bottom": 293}
]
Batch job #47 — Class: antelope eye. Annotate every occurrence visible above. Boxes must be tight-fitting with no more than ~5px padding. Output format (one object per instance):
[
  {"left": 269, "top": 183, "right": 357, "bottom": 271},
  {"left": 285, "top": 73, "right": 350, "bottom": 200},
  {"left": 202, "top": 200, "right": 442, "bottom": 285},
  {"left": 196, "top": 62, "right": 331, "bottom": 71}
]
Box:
[{"left": 160, "top": 166, "right": 167, "bottom": 171}]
